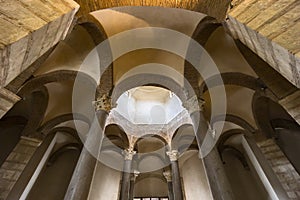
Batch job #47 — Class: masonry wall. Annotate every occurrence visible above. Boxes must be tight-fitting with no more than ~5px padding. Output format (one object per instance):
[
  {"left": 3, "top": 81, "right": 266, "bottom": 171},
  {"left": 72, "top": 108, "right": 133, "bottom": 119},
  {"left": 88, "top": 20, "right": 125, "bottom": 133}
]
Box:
[
  {"left": 257, "top": 138, "right": 300, "bottom": 199},
  {"left": 0, "top": 137, "right": 40, "bottom": 200}
]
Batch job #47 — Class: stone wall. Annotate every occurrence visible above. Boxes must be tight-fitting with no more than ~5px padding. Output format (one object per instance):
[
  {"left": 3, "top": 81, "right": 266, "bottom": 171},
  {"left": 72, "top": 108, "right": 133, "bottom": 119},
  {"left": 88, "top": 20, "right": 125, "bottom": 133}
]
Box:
[
  {"left": 257, "top": 139, "right": 300, "bottom": 199},
  {"left": 0, "top": 0, "right": 79, "bottom": 118},
  {"left": 0, "top": 137, "right": 40, "bottom": 200},
  {"left": 226, "top": 0, "right": 300, "bottom": 88}
]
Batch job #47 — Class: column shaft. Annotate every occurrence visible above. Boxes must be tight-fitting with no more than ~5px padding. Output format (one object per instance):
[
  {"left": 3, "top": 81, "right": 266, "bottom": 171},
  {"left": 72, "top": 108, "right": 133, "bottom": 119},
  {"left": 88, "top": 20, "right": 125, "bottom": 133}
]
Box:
[
  {"left": 129, "top": 178, "right": 134, "bottom": 200},
  {"left": 167, "top": 181, "right": 174, "bottom": 200},
  {"left": 191, "top": 111, "right": 234, "bottom": 200},
  {"left": 120, "top": 160, "right": 132, "bottom": 200},
  {"left": 64, "top": 111, "right": 107, "bottom": 200}
]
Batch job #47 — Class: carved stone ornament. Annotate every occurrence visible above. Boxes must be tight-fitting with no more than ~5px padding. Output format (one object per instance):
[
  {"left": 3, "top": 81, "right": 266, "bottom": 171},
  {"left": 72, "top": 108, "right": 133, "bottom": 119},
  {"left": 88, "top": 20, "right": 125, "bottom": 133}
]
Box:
[
  {"left": 166, "top": 150, "right": 179, "bottom": 162},
  {"left": 131, "top": 170, "right": 140, "bottom": 181},
  {"left": 182, "top": 95, "right": 205, "bottom": 114},
  {"left": 208, "top": 127, "right": 216, "bottom": 140},
  {"left": 93, "top": 94, "right": 112, "bottom": 112},
  {"left": 163, "top": 170, "right": 172, "bottom": 182},
  {"left": 123, "top": 149, "right": 136, "bottom": 161}
]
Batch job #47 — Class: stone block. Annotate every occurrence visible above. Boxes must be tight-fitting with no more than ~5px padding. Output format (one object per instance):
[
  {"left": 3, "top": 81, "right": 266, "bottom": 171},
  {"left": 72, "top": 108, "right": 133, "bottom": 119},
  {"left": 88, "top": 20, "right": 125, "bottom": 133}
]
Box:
[
  {"left": 279, "top": 90, "right": 300, "bottom": 125},
  {"left": 229, "top": 0, "right": 257, "bottom": 18},
  {"left": 247, "top": 0, "right": 297, "bottom": 30},
  {"left": 0, "top": 0, "right": 46, "bottom": 31},
  {"left": 271, "top": 157, "right": 290, "bottom": 166},
  {"left": 237, "top": 0, "right": 277, "bottom": 24},
  {"left": 273, "top": 22, "right": 300, "bottom": 55},
  {"left": 0, "top": 88, "right": 21, "bottom": 118},
  {"left": 1, "top": 162, "right": 26, "bottom": 171},
  {"left": 271, "top": 41, "right": 295, "bottom": 84},
  {"left": 259, "top": 4, "right": 300, "bottom": 39},
  {"left": 21, "top": 25, "right": 47, "bottom": 70},
  {"left": 287, "top": 191, "right": 297, "bottom": 199},
  {"left": 5, "top": 36, "right": 29, "bottom": 85},
  {"left": 18, "top": 0, "right": 63, "bottom": 21},
  {"left": 0, "top": 0, "right": 79, "bottom": 88}
]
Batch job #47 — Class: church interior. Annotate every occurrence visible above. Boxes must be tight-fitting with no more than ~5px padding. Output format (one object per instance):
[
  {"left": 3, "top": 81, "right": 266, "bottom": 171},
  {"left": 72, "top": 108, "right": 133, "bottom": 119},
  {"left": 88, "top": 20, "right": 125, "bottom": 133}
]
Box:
[{"left": 0, "top": 0, "right": 300, "bottom": 200}]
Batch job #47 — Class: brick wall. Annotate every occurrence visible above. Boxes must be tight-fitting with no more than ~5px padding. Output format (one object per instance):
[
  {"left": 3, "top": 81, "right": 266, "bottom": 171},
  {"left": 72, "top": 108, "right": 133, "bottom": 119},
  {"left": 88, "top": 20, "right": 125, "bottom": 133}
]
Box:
[
  {"left": 257, "top": 139, "right": 300, "bottom": 199},
  {"left": 0, "top": 137, "right": 40, "bottom": 200}
]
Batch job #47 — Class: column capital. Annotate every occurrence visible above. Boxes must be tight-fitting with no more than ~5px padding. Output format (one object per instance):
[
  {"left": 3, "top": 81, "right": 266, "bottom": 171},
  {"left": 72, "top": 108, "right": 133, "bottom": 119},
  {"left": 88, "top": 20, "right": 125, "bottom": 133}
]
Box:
[
  {"left": 208, "top": 127, "right": 216, "bottom": 140},
  {"left": 123, "top": 149, "right": 136, "bottom": 161},
  {"left": 163, "top": 170, "right": 172, "bottom": 182},
  {"left": 167, "top": 150, "right": 179, "bottom": 162},
  {"left": 93, "top": 94, "right": 113, "bottom": 112},
  {"left": 131, "top": 170, "right": 140, "bottom": 181},
  {"left": 182, "top": 95, "right": 205, "bottom": 114}
]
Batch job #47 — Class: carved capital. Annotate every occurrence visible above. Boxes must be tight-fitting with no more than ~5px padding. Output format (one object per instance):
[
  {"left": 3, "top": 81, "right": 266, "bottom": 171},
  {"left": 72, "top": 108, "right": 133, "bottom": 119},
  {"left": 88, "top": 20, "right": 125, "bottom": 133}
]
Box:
[
  {"left": 167, "top": 150, "right": 179, "bottom": 162},
  {"left": 208, "top": 127, "right": 216, "bottom": 140},
  {"left": 163, "top": 170, "right": 172, "bottom": 182},
  {"left": 123, "top": 149, "right": 136, "bottom": 161},
  {"left": 182, "top": 96, "right": 205, "bottom": 114},
  {"left": 131, "top": 170, "right": 140, "bottom": 181},
  {"left": 93, "top": 94, "right": 112, "bottom": 112}
]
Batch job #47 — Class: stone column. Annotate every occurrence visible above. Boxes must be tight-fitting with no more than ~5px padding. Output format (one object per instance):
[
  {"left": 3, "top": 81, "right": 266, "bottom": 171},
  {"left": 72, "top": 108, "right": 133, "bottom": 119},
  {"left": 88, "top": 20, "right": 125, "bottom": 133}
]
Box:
[
  {"left": 64, "top": 94, "right": 112, "bottom": 200},
  {"left": 167, "top": 150, "right": 183, "bottom": 200},
  {"left": 129, "top": 170, "right": 140, "bottom": 200},
  {"left": 183, "top": 96, "right": 234, "bottom": 200},
  {"left": 163, "top": 170, "right": 174, "bottom": 200},
  {"left": 120, "top": 149, "right": 136, "bottom": 200}
]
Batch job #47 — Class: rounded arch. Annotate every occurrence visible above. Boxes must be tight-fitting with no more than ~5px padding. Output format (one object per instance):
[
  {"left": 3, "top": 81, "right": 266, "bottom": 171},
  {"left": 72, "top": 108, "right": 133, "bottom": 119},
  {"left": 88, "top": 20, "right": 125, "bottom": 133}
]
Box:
[
  {"left": 47, "top": 143, "right": 82, "bottom": 166},
  {"left": 21, "top": 86, "right": 49, "bottom": 137},
  {"left": 184, "top": 16, "right": 221, "bottom": 98},
  {"left": 111, "top": 73, "right": 187, "bottom": 105},
  {"left": 211, "top": 114, "right": 256, "bottom": 134},
  {"left": 137, "top": 152, "right": 168, "bottom": 166},
  {"left": 78, "top": 16, "right": 108, "bottom": 45},
  {"left": 252, "top": 91, "right": 299, "bottom": 137},
  {"left": 103, "top": 123, "right": 129, "bottom": 149},
  {"left": 38, "top": 113, "right": 91, "bottom": 136},
  {"left": 47, "top": 126, "right": 82, "bottom": 144},
  {"left": 135, "top": 173, "right": 167, "bottom": 184},
  {"left": 171, "top": 124, "right": 195, "bottom": 151},
  {"left": 133, "top": 134, "right": 168, "bottom": 151},
  {"left": 18, "top": 70, "right": 97, "bottom": 97},
  {"left": 199, "top": 72, "right": 265, "bottom": 95}
]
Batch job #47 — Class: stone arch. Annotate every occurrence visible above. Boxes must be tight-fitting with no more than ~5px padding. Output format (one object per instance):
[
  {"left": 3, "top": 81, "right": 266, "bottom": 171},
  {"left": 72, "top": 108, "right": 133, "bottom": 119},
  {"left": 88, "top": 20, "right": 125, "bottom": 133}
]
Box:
[
  {"left": 47, "top": 143, "right": 82, "bottom": 166},
  {"left": 171, "top": 124, "right": 196, "bottom": 151},
  {"left": 18, "top": 70, "right": 97, "bottom": 97},
  {"left": 111, "top": 73, "right": 186, "bottom": 105},
  {"left": 77, "top": 17, "right": 114, "bottom": 96},
  {"left": 184, "top": 16, "right": 222, "bottom": 98},
  {"left": 103, "top": 123, "right": 129, "bottom": 150},
  {"left": 217, "top": 129, "right": 249, "bottom": 168},
  {"left": 252, "top": 91, "right": 299, "bottom": 138},
  {"left": 137, "top": 152, "right": 168, "bottom": 166},
  {"left": 20, "top": 86, "right": 49, "bottom": 137},
  {"left": 199, "top": 72, "right": 265, "bottom": 95},
  {"left": 47, "top": 126, "right": 82, "bottom": 144},
  {"left": 135, "top": 173, "right": 167, "bottom": 184},
  {"left": 133, "top": 134, "right": 168, "bottom": 151},
  {"left": 211, "top": 114, "right": 256, "bottom": 134},
  {"left": 38, "top": 113, "right": 91, "bottom": 136},
  {"left": 78, "top": 16, "right": 108, "bottom": 45}
]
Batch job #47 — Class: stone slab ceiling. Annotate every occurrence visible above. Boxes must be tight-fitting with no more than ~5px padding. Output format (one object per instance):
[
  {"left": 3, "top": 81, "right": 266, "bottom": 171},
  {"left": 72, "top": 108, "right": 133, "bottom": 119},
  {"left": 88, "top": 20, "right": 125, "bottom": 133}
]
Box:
[
  {"left": 0, "top": 0, "right": 79, "bottom": 118},
  {"left": 226, "top": 0, "right": 300, "bottom": 88}
]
